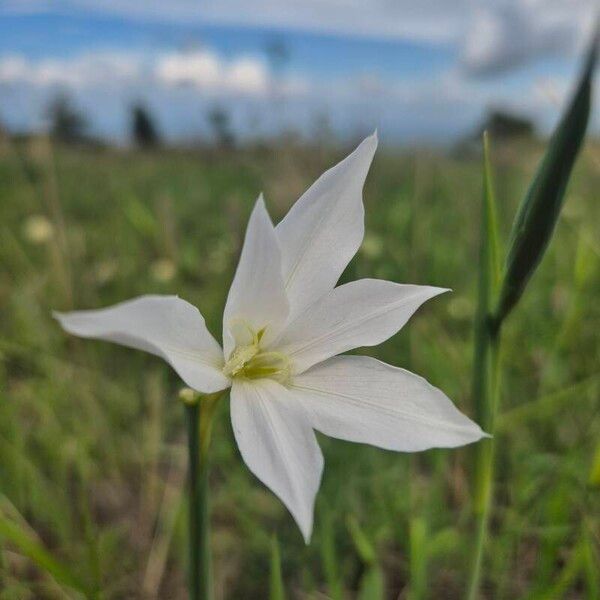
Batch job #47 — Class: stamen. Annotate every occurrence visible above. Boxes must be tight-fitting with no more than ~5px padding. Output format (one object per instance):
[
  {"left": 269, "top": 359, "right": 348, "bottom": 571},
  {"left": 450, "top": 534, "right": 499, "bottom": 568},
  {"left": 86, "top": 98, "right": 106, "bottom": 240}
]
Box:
[
  {"left": 222, "top": 343, "right": 259, "bottom": 378},
  {"left": 222, "top": 325, "right": 292, "bottom": 385},
  {"left": 243, "top": 351, "right": 292, "bottom": 385}
]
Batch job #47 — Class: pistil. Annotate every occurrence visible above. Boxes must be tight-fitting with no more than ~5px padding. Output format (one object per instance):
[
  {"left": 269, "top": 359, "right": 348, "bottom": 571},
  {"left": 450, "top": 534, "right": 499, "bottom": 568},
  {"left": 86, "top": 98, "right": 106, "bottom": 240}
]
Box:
[{"left": 222, "top": 327, "right": 291, "bottom": 384}]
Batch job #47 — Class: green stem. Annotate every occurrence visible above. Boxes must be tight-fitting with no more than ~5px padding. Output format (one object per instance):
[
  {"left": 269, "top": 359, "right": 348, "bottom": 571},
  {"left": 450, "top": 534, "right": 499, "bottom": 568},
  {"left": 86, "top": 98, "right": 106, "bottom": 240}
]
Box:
[
  {"left": 467, "top": 328, "right": 501, "bottom": 600},
  {"left": 466, "top": 132, "right": 502, "bottom": 599},
  {"left": 0, "top": 535, "right": 6, "bottom": 585},
  {"left": 184, "top": 392, "right": 222, "bottom": 600}
]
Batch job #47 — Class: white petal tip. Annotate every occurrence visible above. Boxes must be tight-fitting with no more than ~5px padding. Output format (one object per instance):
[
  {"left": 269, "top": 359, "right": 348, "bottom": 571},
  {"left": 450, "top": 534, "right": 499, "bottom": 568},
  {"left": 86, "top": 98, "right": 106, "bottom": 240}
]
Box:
[
  {"left": 433, "top": 287, "right": 452, "bottom": 296},
  {"left": 364, "top": 131, "right": 378, "bottom": 149},
  {"left": 466, "top": 426, "right": 491, "bottom": 444},
  {"left": 297, "top": 518, "right": 314, "bottom": 544},
  {"left": 52, "top": 310, "right": 69, "bottom": 327},
  {"left": 418, "top": 286, "right": 452, "bottom": 303},
  {"left": 52, "top": 310, "right": 91, "bottom": 337},
  {"left": 249, "top": 193, "right": 275, "bottom": 227}
]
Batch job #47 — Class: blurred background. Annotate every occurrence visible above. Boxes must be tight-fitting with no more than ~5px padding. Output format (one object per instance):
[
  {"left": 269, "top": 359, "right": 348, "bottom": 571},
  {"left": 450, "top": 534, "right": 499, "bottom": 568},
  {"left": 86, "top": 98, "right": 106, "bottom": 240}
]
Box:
[
  {"left": 0, "top": 2, "right": 599, "bottom": 599},
  {"left": 0, "top": 0, "right": 598, "bottom": 145}
]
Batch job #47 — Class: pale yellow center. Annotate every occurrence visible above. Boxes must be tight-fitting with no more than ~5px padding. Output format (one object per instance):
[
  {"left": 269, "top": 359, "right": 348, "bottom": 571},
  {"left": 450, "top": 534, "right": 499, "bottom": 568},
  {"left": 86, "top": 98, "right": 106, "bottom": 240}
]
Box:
[{"left": 222, "top": 324, "right": 291, "bottom": 385}]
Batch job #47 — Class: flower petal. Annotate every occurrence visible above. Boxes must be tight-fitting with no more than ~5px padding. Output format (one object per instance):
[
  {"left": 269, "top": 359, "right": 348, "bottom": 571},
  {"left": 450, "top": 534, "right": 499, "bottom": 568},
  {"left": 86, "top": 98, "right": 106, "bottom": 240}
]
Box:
[
  {"left": 273, "top": 279, "right": 448, "bottom": 374},
  {"left": 54, "top": 295, "right": 229, "bottom": 393},
  {"left": 230, "top": 378, "right": 324, "bottom": 543},
  {"left": 290, "top": 355, "right": 487, "bottom": 451},
  {"left": 223, "top": 195, "right": 288, "bottom": 357},
  {"left": 276, "top": 133, "right": 377, "bottom": 317}
]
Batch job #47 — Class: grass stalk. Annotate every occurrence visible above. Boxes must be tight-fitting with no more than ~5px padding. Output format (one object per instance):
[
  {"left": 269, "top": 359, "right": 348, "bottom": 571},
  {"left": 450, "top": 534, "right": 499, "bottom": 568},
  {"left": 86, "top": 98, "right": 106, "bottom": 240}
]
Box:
[
  {"left": 0, "top": 535, "right": 6, "bottom": 586},
  {"left": 183, "top": 391, "right": 223, "bottom": 600},
  {"left": 467, "top": 35, "right": 596, "bottom": 596},
  {"left": 408, "top": 514, "right": 427, "bottom": 600},
  {"left": 467, "top": 332, "right": 501, "bottom": 600},
  {"left": 466, "top": 132, "right": 501, "bottom": 599}
]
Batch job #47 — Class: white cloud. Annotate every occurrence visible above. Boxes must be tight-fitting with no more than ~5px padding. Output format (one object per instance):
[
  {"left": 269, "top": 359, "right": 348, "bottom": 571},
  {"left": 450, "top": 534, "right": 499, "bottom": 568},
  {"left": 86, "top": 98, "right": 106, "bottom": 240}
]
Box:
[
  {"left": 156, "top": 51, "right": 271, "bottom": 95},
  {"left": 0, "top": 52, "right": 144, "bottom": 88},
  {"left": 156, "top": 52, "right": 221, "bottom": 89},
  {"left": 0, "top": 49, "right": 293, "bottom": 98},
  {"left": 3, "top": 0, "right": 595, "bottom": 74},
  {"left": 225, "top": 58, "right": 270, "bottom": 95},
  {"left": 8, "top": 0, "right": 468, "bottom": 43},
  {"left": 461, "top": 0, "right": 596, "bottom": 75}
]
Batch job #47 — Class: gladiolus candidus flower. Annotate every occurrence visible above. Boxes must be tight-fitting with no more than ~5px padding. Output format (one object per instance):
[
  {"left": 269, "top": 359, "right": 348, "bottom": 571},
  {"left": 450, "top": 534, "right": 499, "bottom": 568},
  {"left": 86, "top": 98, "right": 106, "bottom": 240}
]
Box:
[{"left": 56, "top": 133, "right": 486, "bottom": 542}]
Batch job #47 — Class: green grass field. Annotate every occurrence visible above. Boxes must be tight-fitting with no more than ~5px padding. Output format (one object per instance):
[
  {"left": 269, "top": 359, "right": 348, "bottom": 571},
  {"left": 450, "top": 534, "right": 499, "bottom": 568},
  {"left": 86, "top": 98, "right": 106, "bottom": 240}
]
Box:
[{"left": 1, "top": 135, "right": 599, "bottom": 599}]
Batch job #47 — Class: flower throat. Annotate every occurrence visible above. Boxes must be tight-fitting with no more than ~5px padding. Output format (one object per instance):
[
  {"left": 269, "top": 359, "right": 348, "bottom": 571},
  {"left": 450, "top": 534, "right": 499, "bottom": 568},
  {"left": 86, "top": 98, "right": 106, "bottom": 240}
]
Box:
[{"left": 222, "top": 324, "right": 291, "bottom": 385}]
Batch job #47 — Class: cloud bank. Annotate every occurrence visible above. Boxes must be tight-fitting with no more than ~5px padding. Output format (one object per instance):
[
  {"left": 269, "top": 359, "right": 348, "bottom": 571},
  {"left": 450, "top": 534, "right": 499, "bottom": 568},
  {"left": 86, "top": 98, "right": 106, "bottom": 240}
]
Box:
[
  {"left": 0, "top": 50, "right": 284, "bottom": 95},
  {"left": 461, "top": 0, "right": 596, "bottom": 75},
  {"left": 1, "top": 45, "right": 595, "bottom": 144},
  {"left": 2, "top": 0, "right": 595, "bottom": 74}
]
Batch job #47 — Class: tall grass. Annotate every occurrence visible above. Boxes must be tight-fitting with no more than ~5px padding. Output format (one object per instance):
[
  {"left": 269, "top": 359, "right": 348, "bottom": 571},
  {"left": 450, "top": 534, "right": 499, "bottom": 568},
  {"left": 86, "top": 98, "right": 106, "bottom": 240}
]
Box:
[{"left": 467, "top": 33, "right": 598, "bottom": 598}]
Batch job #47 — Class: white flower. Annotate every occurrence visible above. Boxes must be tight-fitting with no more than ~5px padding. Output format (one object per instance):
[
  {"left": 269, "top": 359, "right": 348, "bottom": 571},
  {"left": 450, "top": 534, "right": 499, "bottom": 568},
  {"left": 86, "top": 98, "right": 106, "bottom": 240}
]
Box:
[
  {"left": 55, "top": 133, "right": 486, "bottom": 542},
  {"left": 23, "top": 214, "right": 54, "bottom": 244}
]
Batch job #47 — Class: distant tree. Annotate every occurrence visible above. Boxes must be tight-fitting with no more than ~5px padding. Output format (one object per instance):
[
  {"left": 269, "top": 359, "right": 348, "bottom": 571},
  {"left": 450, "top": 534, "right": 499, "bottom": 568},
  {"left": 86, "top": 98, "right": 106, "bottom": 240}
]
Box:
[
  {"left": 0, "top": 118, "right": 7, "bottom": 154},
  {"left": 207, "top": 106, "right": 235, "bottom": 149},
  {"left": 265, "top": 37, "right": 291, "bottom": 125},
  {"left": 47, "top": 93, "right": 87, "bottom": 143},
  {"left": 453, "top": 108, "right": 538, "bottom": 157},
  {"left": 477, "top": 109, "right": 536, "bottom": 140},
  {"left": 131, "top": 103, "right": 160, "bottom": 148},
  {"left": 265, "top": 38, "right": 290, "bottom": 75}
]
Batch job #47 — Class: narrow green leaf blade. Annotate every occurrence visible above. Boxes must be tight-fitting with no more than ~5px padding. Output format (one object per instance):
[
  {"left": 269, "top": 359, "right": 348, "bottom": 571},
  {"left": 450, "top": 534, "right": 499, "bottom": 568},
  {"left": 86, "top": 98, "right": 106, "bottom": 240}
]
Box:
[
  {"left": 0, "top": 515, "right": 88, "bottom": 594},
  {"left": 472, "top": 131, "right": 501, "bottom": 432},
  {"left": 319, "top": 510, "right": 343, "bottom": 600},
  {"left": 495, "top": 31, "right": 598, "bottom": 323},
  {"left": 409, "top": 516, "right": 428, "bottom": 600},
  {"left": 483, "top": 131, "right": 502, "bottom": 297},
  {"left": 357, "top": 566, "right": 385, "bottom": 600},
  {"left": 346, "top": 514, "right": 376, "bottom": 565}
]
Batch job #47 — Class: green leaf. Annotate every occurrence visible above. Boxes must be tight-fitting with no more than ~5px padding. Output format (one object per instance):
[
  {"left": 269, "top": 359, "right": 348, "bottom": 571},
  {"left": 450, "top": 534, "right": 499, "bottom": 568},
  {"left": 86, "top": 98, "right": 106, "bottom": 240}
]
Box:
[
  {"left": 357, "top": 566, "right": 385, "bottom": 600},
  {"left": 319, "top": 510, "right": 343, "bottom": 600},
  {"left": 589, "top": 439, "right": 600, "bottom": 487},
  {"left": 0, "top": 508, "right": 88, "bottom": 595},
  {"left": 409, "top": 516, "right": 427, "bottom": 600},
  {"left": 495, "top": 31, "right": 598, "bottom": 324},
  {"left": 269, "top": 534, "right": 285, "bottom": 600},
  {"left": 346, "top": 514, "right": 376, "bottom": 565},
  {"left": 472, "top": 131, "right": 501, "bottom": 432}
]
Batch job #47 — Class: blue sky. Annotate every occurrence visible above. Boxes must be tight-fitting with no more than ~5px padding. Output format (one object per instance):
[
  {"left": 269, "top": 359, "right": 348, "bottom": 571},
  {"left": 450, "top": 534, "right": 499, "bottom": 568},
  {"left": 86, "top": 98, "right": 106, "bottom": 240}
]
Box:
[
  {"left": 0, "top": 12, "right": 453, "bottom": 79},
  {"left": 0, "top": 2, "right": 596, "bottom": 144}
]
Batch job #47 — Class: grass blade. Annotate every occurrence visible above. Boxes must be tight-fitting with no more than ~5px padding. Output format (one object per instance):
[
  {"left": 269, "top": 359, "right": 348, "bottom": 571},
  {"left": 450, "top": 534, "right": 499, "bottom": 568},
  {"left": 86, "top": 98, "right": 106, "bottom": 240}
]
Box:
[
  {"left": 319, "top": 510, "right": 343, "bottom": 600},
  {"left": 357, "top": 566, "right": 385, "bottom": 600},
  {"left": 0, "top": 500, "right": 89, "bottom": 595},
  {"left": 466, "top": 132, "right": 503, "bottom": 600},
  {"left": 408, "top": 516, "right": 427, "bottom": 600},
  {"left": 473, "top": 132, "right": 502, "bottom": 431},
  {"left": 495, "top": 30, "right": 598, "bottom": 323}
]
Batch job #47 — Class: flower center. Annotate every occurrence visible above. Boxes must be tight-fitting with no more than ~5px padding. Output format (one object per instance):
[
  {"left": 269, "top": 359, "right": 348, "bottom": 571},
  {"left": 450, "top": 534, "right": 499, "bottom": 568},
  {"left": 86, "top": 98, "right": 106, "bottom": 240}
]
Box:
[{"left": 222, "top": 324, "right": 291, "bottom": 385}]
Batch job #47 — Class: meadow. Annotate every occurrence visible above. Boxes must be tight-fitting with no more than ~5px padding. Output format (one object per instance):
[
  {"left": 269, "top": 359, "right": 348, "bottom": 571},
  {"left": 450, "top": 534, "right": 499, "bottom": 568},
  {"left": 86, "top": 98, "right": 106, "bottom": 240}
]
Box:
[{"left": 0, "top": 134, "right": 599, "bottom": 599}]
